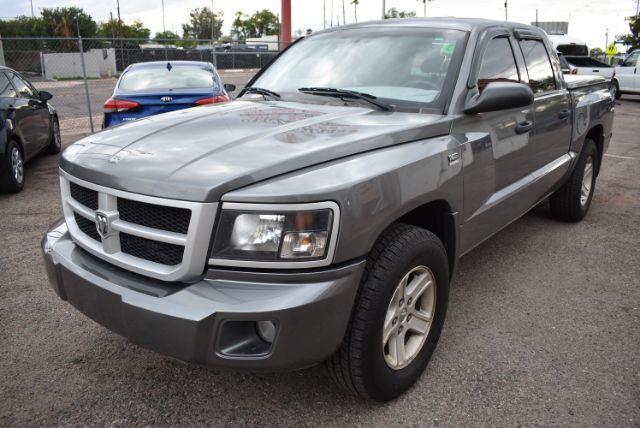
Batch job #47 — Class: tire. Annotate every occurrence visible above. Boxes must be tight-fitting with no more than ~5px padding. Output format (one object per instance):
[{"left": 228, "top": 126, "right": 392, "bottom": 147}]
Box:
[
  {"left": 613, "top": 81, "right": 621, "bottom": 100},
  {"left": 327, "top": 223, "right": 450, "bottom": 402},
  {"left": 0, "top": 140, "right": 25, "bottom": 193},
  {"left": 550, "top": 138, "right": 598, "bottom": 222},
  {"left": 47, "top": 116, "right": 61, "bottom": 154}
]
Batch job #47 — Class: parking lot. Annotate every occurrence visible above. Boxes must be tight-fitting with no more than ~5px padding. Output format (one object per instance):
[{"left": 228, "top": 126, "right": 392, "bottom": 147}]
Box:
[{"left": 0, "top": 94, "right": 639, "bottom": 425}]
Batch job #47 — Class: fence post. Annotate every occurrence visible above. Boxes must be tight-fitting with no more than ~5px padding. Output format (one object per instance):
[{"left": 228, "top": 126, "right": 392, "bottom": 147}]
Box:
[
  {"left": 77, "top": 34, "right": 95, "bottom": 133},
  {"left": 0, "top": 33, "right": 5, "bottom": 67}
]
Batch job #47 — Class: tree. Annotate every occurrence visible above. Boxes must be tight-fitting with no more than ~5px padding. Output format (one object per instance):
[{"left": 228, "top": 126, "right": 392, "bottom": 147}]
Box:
[
  {"left": 40, "top": 7, "right": 97, "bottom": 38},
  {"left": 98, "top": 19, "right": 150, "bottom": 39},
  {"left": 352, "top": 0, "right": 360, "bottom": 22},
  {"left": 618, "top": 16, "right": 640, "bottom": 52},
  {"left": 181, "top": 7, "right": 223, "bottom": 41},
  {"left": 384, "top": 8, "right": 417, "bottom": 19},
  {"left": 154, "top": 31, "right": 180, "bottom": 42},
  {"left": 231, "top": 9, "right": 279, "bottom": 40}
]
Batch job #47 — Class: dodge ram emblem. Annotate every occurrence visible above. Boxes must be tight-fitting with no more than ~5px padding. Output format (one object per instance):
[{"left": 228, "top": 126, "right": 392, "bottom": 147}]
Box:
[
  {"left": 95, "top": 211, "right": 110, "bottom": 238},
  {"left": 161, "top": 96, "right": 173, "bottom": 102}
]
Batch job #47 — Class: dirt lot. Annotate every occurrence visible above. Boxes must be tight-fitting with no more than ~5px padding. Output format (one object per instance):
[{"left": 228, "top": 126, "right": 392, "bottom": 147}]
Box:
[{"left": 0, "top": 97, "right": 639, "bottom": 426}]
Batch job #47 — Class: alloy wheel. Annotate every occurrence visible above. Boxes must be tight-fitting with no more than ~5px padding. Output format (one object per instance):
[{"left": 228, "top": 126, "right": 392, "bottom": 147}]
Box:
[
  {"left": 11, "top": 147, "right": 24, "bottom": 185},
  {"left": 580, "top": 156, "right": 594, "bottom": 206},
  {"left": 382, "top": 265, "right": 436, "bottom": 370}
]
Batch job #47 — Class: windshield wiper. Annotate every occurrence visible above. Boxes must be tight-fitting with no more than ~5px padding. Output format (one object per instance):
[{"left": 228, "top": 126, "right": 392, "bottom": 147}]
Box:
[
  {"left": 243, "top": 86, "right": 281, "bottom": 100},
  {"left": 298, "top": 87, "right": 393, "bottom": 111}
]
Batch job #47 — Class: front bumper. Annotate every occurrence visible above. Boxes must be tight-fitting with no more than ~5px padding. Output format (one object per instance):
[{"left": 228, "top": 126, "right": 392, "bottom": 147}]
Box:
[{"left": 42, "top": 220, "right": 364, "bottom": 371}]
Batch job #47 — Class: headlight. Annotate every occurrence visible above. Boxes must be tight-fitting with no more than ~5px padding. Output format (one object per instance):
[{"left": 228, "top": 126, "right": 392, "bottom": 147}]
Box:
[{"left": 209, "top": 202, "right": 339, "bottom": 268}]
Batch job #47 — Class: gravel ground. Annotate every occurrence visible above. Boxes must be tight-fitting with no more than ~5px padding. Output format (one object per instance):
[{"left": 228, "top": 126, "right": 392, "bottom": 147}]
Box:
[{"left": 0, "top": 97, "right": 639, "bottom": 426}]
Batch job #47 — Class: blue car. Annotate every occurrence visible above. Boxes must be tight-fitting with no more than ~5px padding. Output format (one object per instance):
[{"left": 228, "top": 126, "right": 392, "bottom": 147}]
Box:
[{"left": 102, "top": 61, "right": 233, "bottom": 128}]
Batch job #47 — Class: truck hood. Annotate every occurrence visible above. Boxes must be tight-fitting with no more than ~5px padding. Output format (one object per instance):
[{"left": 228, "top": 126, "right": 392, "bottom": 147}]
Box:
[{"left": 61, "top": 100, "right": 451, "bottom": 202}]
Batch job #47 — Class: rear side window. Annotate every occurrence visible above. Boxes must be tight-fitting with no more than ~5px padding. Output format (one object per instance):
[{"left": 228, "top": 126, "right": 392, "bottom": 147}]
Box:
[
  {"left": 0, "top": 73, "right": 17, "bottom": 98},
  {"left": 518, "top": 39, "right": 556, "bottom": 94},
  {"left": 7, "top": 72, "right": 37, "bottom": 99},
  {"left": 556, "top": 44, "right": 588, "bottom": 57},
  {"left": 119, "top": 65, "right": 218, "bottom": 91},
  {"left": 477, "top": 37, "right": 520, "bottom": 92}
]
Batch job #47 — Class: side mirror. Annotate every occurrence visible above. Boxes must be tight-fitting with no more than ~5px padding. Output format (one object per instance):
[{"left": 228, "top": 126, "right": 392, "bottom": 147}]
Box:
[
  {"left": 617, "top": 58, "right": 625, "bottom": 66},
  {"left": 464, "top": 82, "right": 533, "bottom": 115},
  {"left": 223, "top": 83, "right": 237, "bottom": 92},
  {"left": 39, "top": 91, "right": 53, "bottom": 102}
]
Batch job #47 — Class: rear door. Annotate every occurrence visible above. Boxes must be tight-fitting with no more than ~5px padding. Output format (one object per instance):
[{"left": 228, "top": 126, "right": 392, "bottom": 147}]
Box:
[
  {"left": 6, "top": 71, "right": 50, "bottom": 158},
  {"left": 517, "top": 37, "right": 572, "bottom": 171}
]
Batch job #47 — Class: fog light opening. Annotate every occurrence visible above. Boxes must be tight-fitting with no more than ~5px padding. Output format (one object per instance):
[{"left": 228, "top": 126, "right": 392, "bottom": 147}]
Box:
[{"left": 256, "top": 320, "right": 276, "bottom": 343}]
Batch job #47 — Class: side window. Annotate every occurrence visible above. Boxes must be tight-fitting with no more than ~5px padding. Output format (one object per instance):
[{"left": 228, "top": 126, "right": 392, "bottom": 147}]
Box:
[
  {"left": 0, "top": 73, "right": 17, "bottom": 98},
  {"left": 8, "top": 72, "right": 37, "bottom": 99},
  {"left": 477, "top": 37, "right": 519, "bottom": 92},
  {"left": 518, "top": 39, "right": 556, "bottom": 94},
  {"left": 622, "top": 52, "right": 639, "bottom": 67}
]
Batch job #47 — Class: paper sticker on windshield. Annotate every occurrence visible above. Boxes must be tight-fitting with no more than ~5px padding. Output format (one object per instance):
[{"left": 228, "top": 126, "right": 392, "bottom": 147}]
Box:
[{"left": 441, "top": 43, "right": 455, "bottom": 56}]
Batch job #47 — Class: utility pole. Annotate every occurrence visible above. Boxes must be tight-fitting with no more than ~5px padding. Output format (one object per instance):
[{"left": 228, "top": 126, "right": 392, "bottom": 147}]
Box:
[
  {"left": 30, "top": 0, "right": 35, "bottom": 17},
  {"left": 210, "top": 0, "right": 215, "bottom": 42},
  {"left": 323, "top": 0, "right": 326, "bottom": 28},
  {"left": 161, "top": 0, "right": 166, "bottom": 34},
  {"left": 504, "top": 0, "right": 508, "bottom": 21},
  {"left": 535, "top": 9, "right": 538, "bottom": 27},
  {"left": 342, "top": 0, "right": 346, "bottom": 25},
  {"left": 330, "top": 0, "right": 334, "bottom": 27},
  {"left": 382, "top": 0, "right": 386, "bottom": 19},
  {"left": 423, "top": 0, "right": 427, "bottom": 17},
  {"left": 605, "top": 28, "right": 609, "bottom": 50},
  {"left": 76, "top": 17, "right": 94, "bottom": 134},
  {"left": 116, "top": 0, "right": 124, "bottom": 72}
]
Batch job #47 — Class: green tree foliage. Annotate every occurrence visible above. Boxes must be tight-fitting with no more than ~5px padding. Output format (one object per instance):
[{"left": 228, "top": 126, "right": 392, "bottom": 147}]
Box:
[
  {"left": 231, "top": 9, "right": 279, "bottom": 40},
  {"left": 181, "top": 7, "right": 224, "bottom": 40},
  {"left": 154, "top": 31, "right": 181, "bottom": 41},
  {"left": 618, "top": 16, "right": 640, "bottom": 52},
  {"left": 384, "top": 8, "right": 417, "bottom": 19},
  {"left": 97, "top": 19, "right": 151, "bottom": 40},
  {"left": 0, "top": 7, "right": 96, "bottom": 38}
]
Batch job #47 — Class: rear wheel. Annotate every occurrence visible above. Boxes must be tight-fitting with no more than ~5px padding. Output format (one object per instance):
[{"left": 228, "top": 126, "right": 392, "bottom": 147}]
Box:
[
  {"left": 613, "top": 80, "right": 621, "bottom": 100},
  {"left": 0, "top": 140, "right": 25, "bottom": 193},
  {"left": 550, "top": 138, "right": 598, "bottom": 222},
  {"left": 327, "top": 223, "right": 449, "bottom": 402},
  {"left": 47, "top": 116, "right": 61, "bottom": 154}
]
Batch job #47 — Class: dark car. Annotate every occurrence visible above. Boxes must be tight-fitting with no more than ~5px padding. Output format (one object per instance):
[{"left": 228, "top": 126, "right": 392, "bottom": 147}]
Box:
[
  {"left": 102, "top": 61, "right": 233, "bottom": 128},
  {"left": 0, "top": 67, "right": 60, "bottom": 192}
]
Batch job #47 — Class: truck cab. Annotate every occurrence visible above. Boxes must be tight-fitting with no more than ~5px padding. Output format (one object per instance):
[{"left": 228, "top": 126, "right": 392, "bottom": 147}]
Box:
[{"left": 614, "top": 50, "right": 640, "bottom": 99}]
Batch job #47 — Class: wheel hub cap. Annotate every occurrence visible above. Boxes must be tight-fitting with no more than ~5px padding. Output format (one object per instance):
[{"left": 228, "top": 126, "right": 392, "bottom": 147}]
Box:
[
  {"left": 11, "top": 148, "right": 23, "bottom": 184},
  {"left": 382, "top": 265, "right": 436, "bottom": 370},
  {"left": 580, "top": 157, "right": 594, "bottom": 206}
]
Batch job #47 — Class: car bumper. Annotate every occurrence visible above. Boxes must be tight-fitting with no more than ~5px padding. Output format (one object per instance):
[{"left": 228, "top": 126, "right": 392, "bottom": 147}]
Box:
[{"left": 42, "top": 220, "right": 365, "bottom": 371}]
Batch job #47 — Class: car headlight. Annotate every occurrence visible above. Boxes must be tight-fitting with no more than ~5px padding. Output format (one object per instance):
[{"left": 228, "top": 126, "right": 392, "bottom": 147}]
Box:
[{"left": 209, "top": 202, "right": 340, "bottom": 268}]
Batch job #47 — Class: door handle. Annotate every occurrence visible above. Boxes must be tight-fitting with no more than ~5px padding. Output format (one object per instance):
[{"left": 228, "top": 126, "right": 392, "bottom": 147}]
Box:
[
  {"left": 515, "top": 120, "right": 533, "bottom": 134},
  {"left": 558, "top": 108, "right": 571, "bottom": 119},
  {"left": 592, "top": 69, "right": 599, "bottom": 72}
]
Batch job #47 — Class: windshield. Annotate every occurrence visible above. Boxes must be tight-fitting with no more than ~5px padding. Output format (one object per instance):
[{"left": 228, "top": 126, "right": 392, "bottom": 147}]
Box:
[
  {"left": 250, "top": 27, "right": 467, "bottom": 111},
  {"left": 119, "top": 64, "right": 217, "bottom": 91}
]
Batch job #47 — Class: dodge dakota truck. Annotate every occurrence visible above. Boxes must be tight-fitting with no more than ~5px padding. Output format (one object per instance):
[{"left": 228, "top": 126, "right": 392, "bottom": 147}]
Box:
[{"left": 42, "top": 18, "right": 614, "bottom": 402}]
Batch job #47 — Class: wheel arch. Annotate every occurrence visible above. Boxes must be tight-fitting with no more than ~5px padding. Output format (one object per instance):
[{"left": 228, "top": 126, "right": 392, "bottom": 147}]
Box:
[{"left": 386, "top": 199, "right": 457, "bottom": 277}]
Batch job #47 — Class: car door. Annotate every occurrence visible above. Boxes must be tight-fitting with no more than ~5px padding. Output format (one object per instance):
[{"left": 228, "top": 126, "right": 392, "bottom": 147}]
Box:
[
  {"left": 516, "top": 37, "right": 572, "bottom": 171},
  {"left": 457, "top": 32, "right": 537, "bottom": 252},
  {"left": 615, "top": 51, "right": 639, "bottom": 92},
  {"left": 6, "top": 71, "right": 50, "bottom": 159}
]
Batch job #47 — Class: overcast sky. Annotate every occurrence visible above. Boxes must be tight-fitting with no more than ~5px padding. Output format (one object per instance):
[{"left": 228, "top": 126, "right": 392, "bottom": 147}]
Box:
[{"left": 2, "top": 0, "right": 637, "bottom": 49}]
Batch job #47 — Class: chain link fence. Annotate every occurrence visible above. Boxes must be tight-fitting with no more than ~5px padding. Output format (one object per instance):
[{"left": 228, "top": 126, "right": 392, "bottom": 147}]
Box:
[{"left": 0, "top": 37, "right": 279, "bottom": 139}]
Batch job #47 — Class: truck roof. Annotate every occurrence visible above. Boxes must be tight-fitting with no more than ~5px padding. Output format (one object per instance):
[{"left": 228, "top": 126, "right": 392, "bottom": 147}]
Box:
[{"left": 315, "top": 17, "right": 548, "bottom": 35}]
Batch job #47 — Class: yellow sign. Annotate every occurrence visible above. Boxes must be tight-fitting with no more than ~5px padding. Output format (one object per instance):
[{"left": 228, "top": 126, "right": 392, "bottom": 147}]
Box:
[{"left": 605, "top": 43, "right": 618, "bottom": 56}]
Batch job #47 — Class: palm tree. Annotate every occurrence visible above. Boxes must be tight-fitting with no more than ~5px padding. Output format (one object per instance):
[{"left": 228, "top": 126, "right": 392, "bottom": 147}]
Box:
[{"left": 351, "top": 0, "right": 359, "bottom": 22}]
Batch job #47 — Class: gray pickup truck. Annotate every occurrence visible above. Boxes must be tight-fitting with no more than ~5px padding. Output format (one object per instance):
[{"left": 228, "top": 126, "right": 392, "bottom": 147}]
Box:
[{"left": 42, "top": 18, "right": 614, "bottom": 401}]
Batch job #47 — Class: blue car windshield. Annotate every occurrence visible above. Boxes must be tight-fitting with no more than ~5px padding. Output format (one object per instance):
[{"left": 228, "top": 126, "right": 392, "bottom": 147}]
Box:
[
  {"left": 250, "top": 27, "right": 467, "bottom": 109},
  {"left": 119, "top": 65, "right": 218, "bottom": 91}
]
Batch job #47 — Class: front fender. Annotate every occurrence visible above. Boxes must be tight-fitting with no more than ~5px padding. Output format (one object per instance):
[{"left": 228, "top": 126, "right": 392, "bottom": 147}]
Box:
[{"left": 222, "top": 136, "right": 463, "bottom": 264}]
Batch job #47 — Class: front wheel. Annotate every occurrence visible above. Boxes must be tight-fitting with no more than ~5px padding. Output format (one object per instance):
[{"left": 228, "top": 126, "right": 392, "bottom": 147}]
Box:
[
  {"left": 47, "top": 116, "right": 61, "bottom": 154},
  {"left": 612, "top": 80, "right": 621, "bottom": 100},
  {"left": 550, "top": 139, "right": 598, "bottom": 222},
  {"left": 327, "top": 223, "right": 450, "bottom": 402}
]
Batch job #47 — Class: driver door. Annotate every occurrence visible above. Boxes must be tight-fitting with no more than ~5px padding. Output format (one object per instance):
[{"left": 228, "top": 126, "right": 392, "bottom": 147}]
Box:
[{"left": 616, "top": 52, "right": 640, "bottom": 92}]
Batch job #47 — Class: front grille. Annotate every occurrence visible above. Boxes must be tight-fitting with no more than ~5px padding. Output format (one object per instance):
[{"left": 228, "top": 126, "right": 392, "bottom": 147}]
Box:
[
  {"left": 117, "top": 198, "right": 191, "bottom": 234},
  {"left": 70, "top": 182, "right": 98, "bottom": 210},
  {"left": 74, "top": 213, "right": 100, "bottom": 241},
  {"left": 120, "top": 233, "right": 184, "bottom": 266}
]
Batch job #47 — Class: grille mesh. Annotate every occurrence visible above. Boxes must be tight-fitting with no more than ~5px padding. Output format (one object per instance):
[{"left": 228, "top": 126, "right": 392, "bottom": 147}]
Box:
[
  {"left": 120, "top": 233, "right": 184, "bottom": 266},
  {"left": 117, "top": 198, "right": 191, "bottom": 234},
  {"left": 74, "top": 213, "right": 100, "bottom": 242},
  {"left": 70, "top": 182, "right": 98, "bottom": 210}
]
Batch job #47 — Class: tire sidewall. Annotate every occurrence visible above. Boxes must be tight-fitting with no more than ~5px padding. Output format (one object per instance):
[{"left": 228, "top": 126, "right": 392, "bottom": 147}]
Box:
[
  {"left": 49, "top": 116, "right": 61, "bottom": 153},
  {"left": 2, "top": 140, "right": 25, "bottom": 192},
  {"left": 356, "top": 230, "right": 449, "bottom": 401},
  {"left": 576, "top": 140, "right": 598, "bottom": 217}
]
